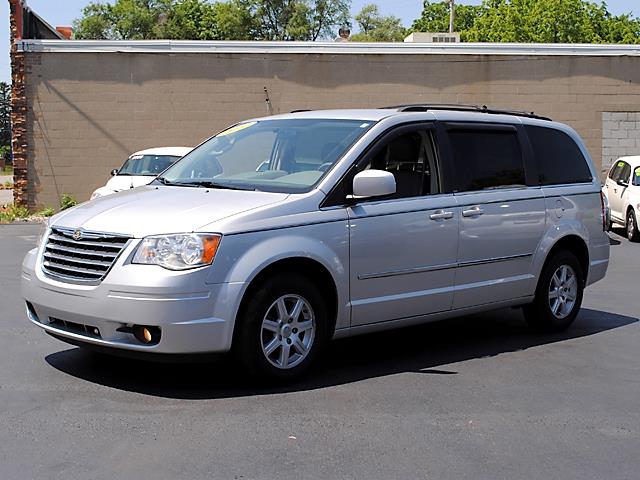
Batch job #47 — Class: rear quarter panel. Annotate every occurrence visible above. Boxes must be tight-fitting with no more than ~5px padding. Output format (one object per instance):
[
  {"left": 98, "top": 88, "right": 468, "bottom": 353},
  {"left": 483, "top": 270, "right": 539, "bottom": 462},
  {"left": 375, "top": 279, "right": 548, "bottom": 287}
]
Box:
[{"left": 535, "top": 184, "right": 609, "bottom": 287}]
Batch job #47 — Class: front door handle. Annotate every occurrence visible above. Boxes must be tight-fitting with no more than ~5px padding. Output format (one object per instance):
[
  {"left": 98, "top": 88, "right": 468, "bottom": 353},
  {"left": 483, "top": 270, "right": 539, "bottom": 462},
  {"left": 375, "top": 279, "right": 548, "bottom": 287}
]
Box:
[
  {"left": 462, "top": 206, "right": 485, "bottom": 217},
  {"left": 429, "top": 210, "right": 454, "bottom": 220}
]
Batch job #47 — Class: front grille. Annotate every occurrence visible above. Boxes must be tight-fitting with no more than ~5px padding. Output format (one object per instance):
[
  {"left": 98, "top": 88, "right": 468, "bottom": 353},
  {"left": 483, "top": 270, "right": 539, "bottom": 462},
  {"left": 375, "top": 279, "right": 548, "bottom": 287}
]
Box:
[{"left": 41, "top": 227, "right": 130, "bottom": 283}]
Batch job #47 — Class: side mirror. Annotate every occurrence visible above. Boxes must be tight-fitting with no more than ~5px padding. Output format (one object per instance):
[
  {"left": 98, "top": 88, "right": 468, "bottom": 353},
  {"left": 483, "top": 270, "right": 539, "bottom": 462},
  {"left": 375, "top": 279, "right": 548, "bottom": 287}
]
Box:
[
  {"left": 111, "top": 169, "right": 119, "bottom": 176},
  {"left": 351, "top": 169, "right": 396, "bottom": 199}
]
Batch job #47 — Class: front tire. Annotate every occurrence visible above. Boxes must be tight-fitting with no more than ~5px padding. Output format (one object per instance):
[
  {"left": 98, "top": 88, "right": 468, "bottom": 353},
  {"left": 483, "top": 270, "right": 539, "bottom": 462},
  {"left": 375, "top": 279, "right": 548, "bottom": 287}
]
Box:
[
  {"left": 234, "top": 273, "right": 329, "bottom": 381},
  {"left": 523, "top": 251, "right": 584, "bottom": 332},
  {"left": 627, "top": 209, "right": 639, "bottom": 242}
]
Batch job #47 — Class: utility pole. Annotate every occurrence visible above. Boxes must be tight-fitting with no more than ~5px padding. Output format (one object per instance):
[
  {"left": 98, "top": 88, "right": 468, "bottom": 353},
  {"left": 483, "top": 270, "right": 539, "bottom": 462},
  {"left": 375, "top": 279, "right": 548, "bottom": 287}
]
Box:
[{"left": 449, "top": 0, "right": 455, "bottom": 33}]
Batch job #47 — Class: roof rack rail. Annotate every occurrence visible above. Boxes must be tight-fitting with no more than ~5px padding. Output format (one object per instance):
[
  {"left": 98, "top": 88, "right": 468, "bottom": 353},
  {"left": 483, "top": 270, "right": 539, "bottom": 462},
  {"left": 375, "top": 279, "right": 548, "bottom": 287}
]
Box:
[
  {"left": 381, "top": 103, "right": 552, "bottom": 121},
  {"left": 290, "top": 109, "right": 313, "bottom": 113}
]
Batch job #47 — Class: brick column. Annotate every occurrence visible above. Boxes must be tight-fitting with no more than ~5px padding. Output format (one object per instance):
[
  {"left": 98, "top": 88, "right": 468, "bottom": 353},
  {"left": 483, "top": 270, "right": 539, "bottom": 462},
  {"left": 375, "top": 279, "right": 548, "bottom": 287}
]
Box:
[{"left": 8, "top": 0, "right": 30, "bottom": 209}]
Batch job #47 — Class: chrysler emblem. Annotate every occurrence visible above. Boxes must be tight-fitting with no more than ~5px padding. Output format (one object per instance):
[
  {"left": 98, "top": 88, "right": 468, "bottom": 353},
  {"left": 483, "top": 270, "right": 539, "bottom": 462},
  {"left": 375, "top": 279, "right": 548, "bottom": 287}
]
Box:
[{"left": 72, "top": 229, "right": 83, "bottom": 241}]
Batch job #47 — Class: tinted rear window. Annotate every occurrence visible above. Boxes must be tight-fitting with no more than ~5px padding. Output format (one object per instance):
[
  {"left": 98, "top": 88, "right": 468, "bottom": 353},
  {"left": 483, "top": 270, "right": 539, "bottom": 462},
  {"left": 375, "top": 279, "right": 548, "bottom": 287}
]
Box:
[
  {"left": 525, "top": 126, "right": 592, "bottom": 185},
  {"left": 449, "top": 129, "right": 526, "bottom": 192}
]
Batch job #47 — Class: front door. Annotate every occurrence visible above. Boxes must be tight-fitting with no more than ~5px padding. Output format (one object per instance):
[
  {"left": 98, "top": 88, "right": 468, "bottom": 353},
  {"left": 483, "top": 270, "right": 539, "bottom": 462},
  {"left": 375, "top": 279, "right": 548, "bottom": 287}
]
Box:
[
  {"left": 606, "top": 160, "right": 631, "bottom": 222},
  {"left": 347, "top": 125, "right": 460, "bottom": 327}
]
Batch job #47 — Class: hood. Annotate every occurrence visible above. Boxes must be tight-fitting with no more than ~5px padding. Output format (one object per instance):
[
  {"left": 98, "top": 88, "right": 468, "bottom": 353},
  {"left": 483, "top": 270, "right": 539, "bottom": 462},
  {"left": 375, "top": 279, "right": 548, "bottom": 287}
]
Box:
[
  {"left": 104, "top": 175, "right": 155, "bottom": 192},
  {"left": 55, "top": 185, "right": 289, "bottom": 237}
]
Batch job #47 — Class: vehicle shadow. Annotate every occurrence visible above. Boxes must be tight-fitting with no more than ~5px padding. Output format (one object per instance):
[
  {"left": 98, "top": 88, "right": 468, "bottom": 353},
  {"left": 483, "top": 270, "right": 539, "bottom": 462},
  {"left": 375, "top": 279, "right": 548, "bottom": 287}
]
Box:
[{"left": 45, "top": 307, "right": 637, "bottom": 400}]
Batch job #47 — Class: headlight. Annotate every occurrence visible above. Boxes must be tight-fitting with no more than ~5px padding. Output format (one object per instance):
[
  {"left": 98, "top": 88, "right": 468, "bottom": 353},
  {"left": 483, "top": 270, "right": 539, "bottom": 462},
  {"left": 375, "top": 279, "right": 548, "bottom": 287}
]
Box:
[
  {"left": 90, "top": 191, "right": 102, "bottom": 200},
  {"left": 132, "top": 233, "right": 221, "bottom": 270},
  {"left": 36, "top": 219, "right": 50, "bottom": 249}
]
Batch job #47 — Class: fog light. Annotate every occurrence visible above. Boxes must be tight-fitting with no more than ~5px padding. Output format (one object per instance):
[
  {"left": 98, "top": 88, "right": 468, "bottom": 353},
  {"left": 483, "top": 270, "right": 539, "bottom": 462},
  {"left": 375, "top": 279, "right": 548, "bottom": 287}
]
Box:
[{"left": 133, "top": 325, "right": 160, "bottom": 344}]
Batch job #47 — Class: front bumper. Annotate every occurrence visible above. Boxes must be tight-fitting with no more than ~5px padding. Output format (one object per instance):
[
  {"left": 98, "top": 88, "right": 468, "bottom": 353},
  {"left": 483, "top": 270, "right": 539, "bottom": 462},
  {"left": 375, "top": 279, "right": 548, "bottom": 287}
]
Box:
[{"left": 21, "top": 246, "right": 244, "bottom": 354}]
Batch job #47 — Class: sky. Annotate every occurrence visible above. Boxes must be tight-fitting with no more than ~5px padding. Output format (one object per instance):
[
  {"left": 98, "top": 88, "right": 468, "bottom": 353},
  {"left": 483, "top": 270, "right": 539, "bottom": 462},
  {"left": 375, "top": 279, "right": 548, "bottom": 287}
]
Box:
[{"left": 1, "top": 0, "right": 639, "bottom": 82}]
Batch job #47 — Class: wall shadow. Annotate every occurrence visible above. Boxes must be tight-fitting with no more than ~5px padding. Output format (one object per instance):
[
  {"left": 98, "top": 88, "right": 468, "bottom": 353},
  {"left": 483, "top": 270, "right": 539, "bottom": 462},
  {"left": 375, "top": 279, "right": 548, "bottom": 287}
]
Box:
[{"left": 45, "top": 307, "right": 637, "bottom": 400}]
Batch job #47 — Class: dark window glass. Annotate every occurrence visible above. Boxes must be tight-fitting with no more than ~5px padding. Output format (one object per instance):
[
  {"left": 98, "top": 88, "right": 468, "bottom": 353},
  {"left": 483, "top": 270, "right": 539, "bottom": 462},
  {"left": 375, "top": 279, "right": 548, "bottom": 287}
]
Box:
[
  {"left": 633, "top": 167, "right": 640, "bottom": 186},
  {"left": 608, "top": 162, "right": 624, "bottom": 181},
  {"left": 525, "top": 126, "right": 593, "bottom": 185},
  {"left": 448, "top": 129, "right": 525, "bottom": 192},
  {"left": 619, "top": 162, "right": 632, "bottom": 184}
]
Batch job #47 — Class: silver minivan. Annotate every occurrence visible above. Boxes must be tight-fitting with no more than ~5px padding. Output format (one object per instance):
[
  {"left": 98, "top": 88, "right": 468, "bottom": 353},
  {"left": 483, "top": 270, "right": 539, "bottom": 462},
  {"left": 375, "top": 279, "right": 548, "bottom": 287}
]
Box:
[{"left": 22, "top": 106, "right": 611, "bottom": 380}]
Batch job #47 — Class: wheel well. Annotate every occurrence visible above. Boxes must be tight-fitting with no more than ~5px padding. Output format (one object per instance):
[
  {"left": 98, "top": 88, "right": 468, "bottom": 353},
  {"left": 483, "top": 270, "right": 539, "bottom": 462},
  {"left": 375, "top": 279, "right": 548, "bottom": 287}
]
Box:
[
  {"left": 547, "top": 235, "right": 589, "bottom": 281},
  {"left": 628, "top": 205, "right": 636, "bottom": 218},
  {"left": 235, "top": 257, "right": 339, "bottom": 337}
]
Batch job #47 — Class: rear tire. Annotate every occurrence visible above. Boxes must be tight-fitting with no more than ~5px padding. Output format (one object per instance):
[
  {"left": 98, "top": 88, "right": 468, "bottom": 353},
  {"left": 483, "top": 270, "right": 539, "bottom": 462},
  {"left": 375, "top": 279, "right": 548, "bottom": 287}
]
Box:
[
  {"left": 523, "top": 251, "right": 584, "bottom": 332},
  {"left": 234, "top": 273, "right": 329, "bottom": 382},
  {"left": 627, "top": 209, "right": 639, "bottom": 242}
]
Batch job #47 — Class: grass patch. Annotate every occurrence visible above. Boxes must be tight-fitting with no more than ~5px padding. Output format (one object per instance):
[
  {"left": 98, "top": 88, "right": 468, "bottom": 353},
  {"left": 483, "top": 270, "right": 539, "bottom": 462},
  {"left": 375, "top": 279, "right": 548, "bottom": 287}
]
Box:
[
  {"left": 60, "top": 193, "right": 77, "bottom": 210},
  {"left": 35, "top": 206, "right": 55, "bottom": 217},
  {"left": 1, "top": 165, "right": 13, "bottom": 175},
  {"left": 0, "top": 204, "right": 29, "bottom": 223}
]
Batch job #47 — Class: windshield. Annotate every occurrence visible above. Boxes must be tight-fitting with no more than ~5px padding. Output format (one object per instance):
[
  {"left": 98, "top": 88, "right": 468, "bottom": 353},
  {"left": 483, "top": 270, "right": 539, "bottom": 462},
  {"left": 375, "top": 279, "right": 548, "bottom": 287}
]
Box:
[
  {"left": 158, "top": 119, "right": 374, "bottom": 193},
  {"left": 118, "top": 154, "right": 182, "bottom": 176}
]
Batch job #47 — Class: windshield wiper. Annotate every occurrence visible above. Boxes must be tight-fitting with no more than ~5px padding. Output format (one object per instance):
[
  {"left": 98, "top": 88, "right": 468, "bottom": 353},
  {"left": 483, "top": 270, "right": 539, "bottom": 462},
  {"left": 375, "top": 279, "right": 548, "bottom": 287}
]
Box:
[
  {"left": 156, "top": 176, "right": 176, "bottom": 185},
  {"left": 159, "top": 179, "right": 255, "bottom": 191},
  {"left": 187, "top": 181, "right": 256, "bottom": 191}
]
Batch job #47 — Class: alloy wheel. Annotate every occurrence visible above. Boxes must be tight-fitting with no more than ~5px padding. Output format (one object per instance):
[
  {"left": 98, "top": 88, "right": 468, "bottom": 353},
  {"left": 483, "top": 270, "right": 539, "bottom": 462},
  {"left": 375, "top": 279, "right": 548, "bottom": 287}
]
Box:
[
  {"left": 260, "top": 294, "right": 316, "bottom": 370},
  {"left": 548, "top": 264, "right": 578, "bottom": 319}
]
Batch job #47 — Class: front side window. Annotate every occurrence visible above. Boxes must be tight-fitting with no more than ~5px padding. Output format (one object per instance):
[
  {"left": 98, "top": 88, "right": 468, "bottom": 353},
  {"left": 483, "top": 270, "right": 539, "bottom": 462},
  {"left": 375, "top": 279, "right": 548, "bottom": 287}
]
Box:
[
  {"left": 609, "top": 162, "right": 624, "bottom": 181},
  {"left": 118, "top": 155, "right": 180, "bottom": 176},
  {"left": 633, "top": 167, "right": 640, "bottom": 186},
  {"left": 525, "top": 126, "right": 592, "bottom": 185},
  {"left": 619, "top": 162, "right": 632, "bottom": 184},
  {"left": 159, "top": 119, "right": 373, "bottom": 193},
  {"left": 358, "top": 129, "right": 440, "bottom": 199},
  {"left": 448, "top": 128, "right": 525, "bottom": 192}
]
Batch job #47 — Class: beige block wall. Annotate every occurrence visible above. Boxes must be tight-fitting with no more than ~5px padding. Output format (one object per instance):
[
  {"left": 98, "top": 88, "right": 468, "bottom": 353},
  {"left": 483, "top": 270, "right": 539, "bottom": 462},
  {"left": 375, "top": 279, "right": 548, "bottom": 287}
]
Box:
[{"left": 24, "top": 51, "right": 640, "bottom": 209}]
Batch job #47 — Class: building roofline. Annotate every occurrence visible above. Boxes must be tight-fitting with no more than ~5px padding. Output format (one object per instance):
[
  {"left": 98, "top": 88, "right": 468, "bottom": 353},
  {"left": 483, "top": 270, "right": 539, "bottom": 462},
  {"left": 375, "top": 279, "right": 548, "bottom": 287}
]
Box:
[{"left": 15, "top": 39, "right": 640, "bottom": 56}]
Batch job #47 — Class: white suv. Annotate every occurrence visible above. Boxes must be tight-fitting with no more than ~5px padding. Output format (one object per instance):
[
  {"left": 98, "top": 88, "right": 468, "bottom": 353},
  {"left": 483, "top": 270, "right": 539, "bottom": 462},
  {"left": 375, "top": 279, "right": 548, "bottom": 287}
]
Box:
[
  {"left": 603, "top": 156, "right": 640, "bottom": 242},
  {"left": 22, "top": 106, "right": 610, "bottom": 380}
]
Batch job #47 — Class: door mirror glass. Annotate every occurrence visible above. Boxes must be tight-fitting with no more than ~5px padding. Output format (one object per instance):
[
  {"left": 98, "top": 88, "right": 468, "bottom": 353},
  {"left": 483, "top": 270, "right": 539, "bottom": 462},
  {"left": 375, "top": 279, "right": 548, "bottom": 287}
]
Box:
[
  {"left": 352, "top": 170, "right": 396, "bottom": 198},
  {"left": 110, "top": 169, "right": 119, "bottom": 176}
]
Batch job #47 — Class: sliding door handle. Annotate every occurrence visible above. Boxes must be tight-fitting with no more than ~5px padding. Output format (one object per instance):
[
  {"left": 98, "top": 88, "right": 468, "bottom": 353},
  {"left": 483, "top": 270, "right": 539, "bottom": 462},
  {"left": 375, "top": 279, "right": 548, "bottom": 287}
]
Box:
[
  {"left": 462, "top": 206, "right": 485, "bottom": 217},
  {"left": 429, "top": 210, "right": 454, "bottom": 220}
]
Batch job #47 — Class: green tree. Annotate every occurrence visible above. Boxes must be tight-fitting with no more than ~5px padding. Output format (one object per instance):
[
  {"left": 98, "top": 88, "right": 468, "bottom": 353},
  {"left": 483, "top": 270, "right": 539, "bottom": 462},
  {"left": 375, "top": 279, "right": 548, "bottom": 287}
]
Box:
[
  {"left": 410, "top": 0, "right": 640, "bottom": 44},
  {"left": 247, "top": 0, "right": 350, "bottom": 40},
  {"left": 412, "top": 1, "right": 482, "bottom": 35},
  {"left": 161, "top": 0, "right": 220, "bottom": 39},
  {"left": 74, "top": 0, "right": 173, "bottom": 39},
  {"left": 351, "top": 4, "right": 406, "bottom": 41},
  {"left": 214, "top": 0, "right": 258, "bottom": 40},
  {"left": 74, "top": 0, "right": 351, "bottom": 41}
]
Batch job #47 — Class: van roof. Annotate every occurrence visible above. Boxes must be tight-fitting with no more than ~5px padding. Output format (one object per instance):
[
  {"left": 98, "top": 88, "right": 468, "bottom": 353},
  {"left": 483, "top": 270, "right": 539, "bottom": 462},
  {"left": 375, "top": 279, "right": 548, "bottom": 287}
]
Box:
[{"left": 255, "top": 106, "right": 553, "bottom": 124}]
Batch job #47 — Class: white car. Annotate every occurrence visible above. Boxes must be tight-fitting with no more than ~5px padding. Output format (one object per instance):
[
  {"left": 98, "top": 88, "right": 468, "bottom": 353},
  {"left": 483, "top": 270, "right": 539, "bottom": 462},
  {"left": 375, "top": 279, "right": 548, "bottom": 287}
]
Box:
[
  {"left": 603, "top": 156, "right": 640, "bottom": 242},
  {"left": 90, "top": 147, "right": 192, "bottom": 200}
]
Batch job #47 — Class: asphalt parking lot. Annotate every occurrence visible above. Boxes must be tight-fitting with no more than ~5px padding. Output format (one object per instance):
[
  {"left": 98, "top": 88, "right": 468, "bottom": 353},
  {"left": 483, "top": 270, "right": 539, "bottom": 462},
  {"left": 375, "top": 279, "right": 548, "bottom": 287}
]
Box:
[{"left": 1, "top": 223, "right": 639, "bottom": 480}]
